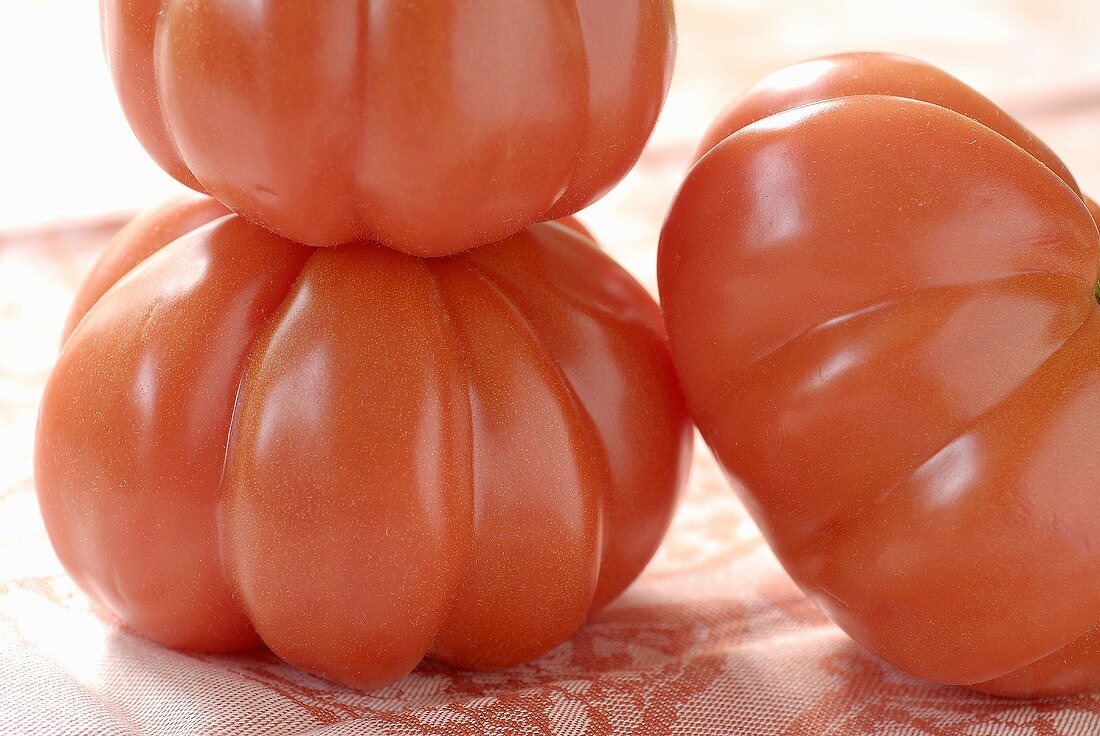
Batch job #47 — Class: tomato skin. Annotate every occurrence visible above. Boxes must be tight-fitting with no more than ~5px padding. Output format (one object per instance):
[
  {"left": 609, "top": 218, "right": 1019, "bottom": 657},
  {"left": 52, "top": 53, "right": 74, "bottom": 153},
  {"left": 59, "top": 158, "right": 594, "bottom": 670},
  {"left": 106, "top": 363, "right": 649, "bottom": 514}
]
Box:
[
  {"left": 658, "top": 53, "right": 1100, "bottom": 696},
  {"left": 36, "top": 198, "right": 691, "bottom": 689},
  {"left": 60, "top": 195, "right": 229, "bottom": 343},
  {"left": 691, "top": 52, "right": 1079, "bottom": 196},
  {"left": 99, "top": 0, "right": 675, "bottom": 256}
]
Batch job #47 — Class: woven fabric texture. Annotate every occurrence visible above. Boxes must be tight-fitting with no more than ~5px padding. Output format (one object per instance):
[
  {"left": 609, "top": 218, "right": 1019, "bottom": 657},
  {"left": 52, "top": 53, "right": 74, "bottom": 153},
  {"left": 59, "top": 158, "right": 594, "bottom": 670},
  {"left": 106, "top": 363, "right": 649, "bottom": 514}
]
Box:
[{"left": 4, "top": 218, "right": 1100, "bottom": 736}]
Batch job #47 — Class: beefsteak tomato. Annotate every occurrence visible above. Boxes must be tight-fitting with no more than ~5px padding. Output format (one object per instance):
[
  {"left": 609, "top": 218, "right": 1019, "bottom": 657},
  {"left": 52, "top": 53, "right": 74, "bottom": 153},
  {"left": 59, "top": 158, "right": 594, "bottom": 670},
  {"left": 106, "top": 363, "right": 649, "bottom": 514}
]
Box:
[
  {"left": 658, "top": 52, "right": 1100, "bottom": 697},
  {"left": 37, "top": 196, "right": 692, "bottom": 689},
  {"left": 100, "top": 0, "right": 676, "bottom": 255}
]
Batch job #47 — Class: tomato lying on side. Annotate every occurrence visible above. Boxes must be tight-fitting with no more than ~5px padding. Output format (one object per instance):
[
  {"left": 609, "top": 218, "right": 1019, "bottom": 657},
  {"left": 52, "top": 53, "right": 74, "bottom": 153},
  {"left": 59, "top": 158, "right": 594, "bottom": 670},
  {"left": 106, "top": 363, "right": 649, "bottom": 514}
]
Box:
[
  {"left": 37, "top": 196, "right": 692, "bottom": 689},
  {"left": 100, "top": 0, "right": 676, "bottom": 256},
  {"left": 658, "top": 52, "right": 1100, "bottom": 697}
]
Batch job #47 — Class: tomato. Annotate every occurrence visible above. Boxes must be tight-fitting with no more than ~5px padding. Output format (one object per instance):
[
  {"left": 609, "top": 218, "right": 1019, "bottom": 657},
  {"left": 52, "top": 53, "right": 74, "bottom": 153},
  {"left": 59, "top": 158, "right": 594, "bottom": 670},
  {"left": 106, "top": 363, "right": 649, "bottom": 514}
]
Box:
[
  {"left": 658, "top": 52, "right": 1100, "bottom": 697},
  {"left": 99, "top": 0, "right": 676, "bottom": 256},
  {"left": 37, "top": 197, "right": 692, "bottom": 689}
]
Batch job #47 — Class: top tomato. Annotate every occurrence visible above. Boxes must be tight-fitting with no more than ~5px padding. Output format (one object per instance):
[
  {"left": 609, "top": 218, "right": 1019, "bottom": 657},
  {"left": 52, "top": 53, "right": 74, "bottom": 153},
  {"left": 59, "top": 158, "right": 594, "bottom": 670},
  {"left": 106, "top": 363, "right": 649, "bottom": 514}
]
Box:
[{"left": 100, "top": 0, "right": 676, "bottom": 256}]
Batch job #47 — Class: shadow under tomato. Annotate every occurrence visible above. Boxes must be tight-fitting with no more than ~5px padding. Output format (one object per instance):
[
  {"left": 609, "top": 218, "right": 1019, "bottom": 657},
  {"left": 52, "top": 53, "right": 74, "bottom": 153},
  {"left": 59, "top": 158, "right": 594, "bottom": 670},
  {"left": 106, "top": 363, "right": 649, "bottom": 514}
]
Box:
[
  {"left": 95, "top": 583, "right": 1100, "bottom": 735},
  {"left": 94, "top": 589, "right": 741, "bottom": 732}
]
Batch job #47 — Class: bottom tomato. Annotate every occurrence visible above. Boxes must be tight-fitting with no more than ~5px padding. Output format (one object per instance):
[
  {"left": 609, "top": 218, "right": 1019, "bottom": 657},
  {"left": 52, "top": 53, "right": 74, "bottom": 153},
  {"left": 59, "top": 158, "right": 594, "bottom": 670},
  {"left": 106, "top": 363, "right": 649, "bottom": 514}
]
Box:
[{"left": 36, "top": 197, "right": 692, "bottom": 689}]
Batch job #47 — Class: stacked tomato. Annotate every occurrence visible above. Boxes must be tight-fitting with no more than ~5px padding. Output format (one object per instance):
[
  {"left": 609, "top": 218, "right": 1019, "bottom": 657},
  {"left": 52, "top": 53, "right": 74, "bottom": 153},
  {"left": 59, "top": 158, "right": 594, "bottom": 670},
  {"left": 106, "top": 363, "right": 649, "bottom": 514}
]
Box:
[
  {"left": 37, "top": 2, "right": 1100, "bottom": 700},
  {"left": 37, "top": 0, "right": 690, "bottom": 690}
]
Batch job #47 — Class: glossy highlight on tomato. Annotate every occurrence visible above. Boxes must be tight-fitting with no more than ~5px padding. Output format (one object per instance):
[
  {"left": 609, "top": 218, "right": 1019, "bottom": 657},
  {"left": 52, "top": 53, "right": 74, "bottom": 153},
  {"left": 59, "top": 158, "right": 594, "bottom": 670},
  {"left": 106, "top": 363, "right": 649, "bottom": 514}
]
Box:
[
  {"left": 658, "top": 52, "right": 1100, "bottom": 697},
  {"left": 37, "top": 196, "right": 692, "bottom": 689},
  {"left": 100, "top": 0, "right": 676, "bottom": 256}
]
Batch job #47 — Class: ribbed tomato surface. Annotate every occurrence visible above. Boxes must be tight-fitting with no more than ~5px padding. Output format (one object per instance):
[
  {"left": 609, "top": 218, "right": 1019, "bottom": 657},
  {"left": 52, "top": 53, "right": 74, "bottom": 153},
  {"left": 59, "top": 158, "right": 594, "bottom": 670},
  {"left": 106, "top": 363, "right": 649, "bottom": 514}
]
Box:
[
  {"left": 659, "top": 52, "right": 1100, "bottom": 697},
  {"left": 37, "top": 197, "right": 692, "bottom": 689},
  {"left": 100, "top": 0, "right": 676, "bottom": 255}
]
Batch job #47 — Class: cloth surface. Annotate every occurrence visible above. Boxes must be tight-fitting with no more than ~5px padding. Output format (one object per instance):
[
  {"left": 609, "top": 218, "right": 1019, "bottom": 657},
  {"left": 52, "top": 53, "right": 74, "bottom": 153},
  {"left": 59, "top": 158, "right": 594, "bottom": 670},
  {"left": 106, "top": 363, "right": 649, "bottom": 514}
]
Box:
[{"left": 5, "top": 219, "right": 1100, "bottom": 736}]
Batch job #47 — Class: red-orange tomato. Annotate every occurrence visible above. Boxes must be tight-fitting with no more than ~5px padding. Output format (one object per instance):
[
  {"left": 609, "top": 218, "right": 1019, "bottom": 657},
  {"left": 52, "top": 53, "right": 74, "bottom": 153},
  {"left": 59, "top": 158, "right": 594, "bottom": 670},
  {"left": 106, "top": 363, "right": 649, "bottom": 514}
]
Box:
[
  {"left": 37, "top": 197, "right": 692, "bottom": 689},
  {"left": 100, "top": 0, "right": 676, "bottom": 256},
  {"left": 658, "top": 52, "right": 1100, "bottom": 697}
]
